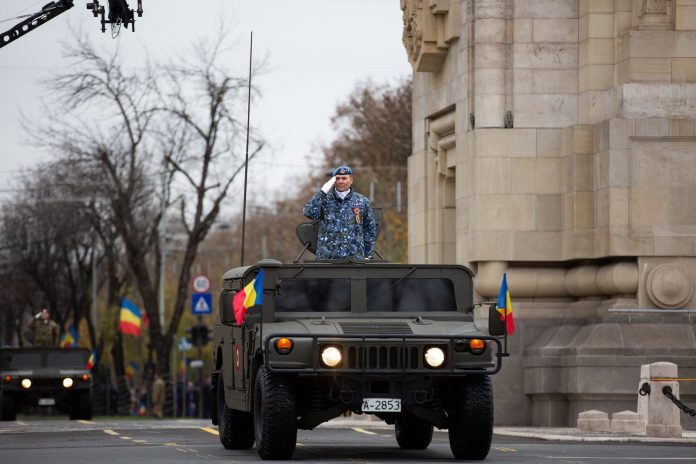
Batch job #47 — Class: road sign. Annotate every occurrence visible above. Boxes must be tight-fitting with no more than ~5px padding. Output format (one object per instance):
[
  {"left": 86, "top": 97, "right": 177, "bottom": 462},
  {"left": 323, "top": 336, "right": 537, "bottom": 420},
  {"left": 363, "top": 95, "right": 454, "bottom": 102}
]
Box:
[
  {"left": 192, "top": 274, "right": 211, "bottom": 293},
  {"left": 178, "top": 338, "right": 192, "bottom": 352},
  {"left": 192, "top": 293, "right": 212, "bottom": 315}
]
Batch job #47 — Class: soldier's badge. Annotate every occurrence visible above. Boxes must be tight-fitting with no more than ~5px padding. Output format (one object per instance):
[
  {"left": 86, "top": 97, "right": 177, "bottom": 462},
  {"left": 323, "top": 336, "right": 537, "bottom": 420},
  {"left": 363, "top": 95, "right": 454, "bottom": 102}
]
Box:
[{"left": 352, "top": 207, "right": 361, "bottom": 224}]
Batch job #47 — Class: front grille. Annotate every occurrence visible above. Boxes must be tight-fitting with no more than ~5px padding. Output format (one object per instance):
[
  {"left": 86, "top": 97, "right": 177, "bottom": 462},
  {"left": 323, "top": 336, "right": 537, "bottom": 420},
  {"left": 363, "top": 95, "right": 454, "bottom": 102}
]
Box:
[
  {"left": 345, "top": 345, "right": 422, "bottom": 370},
  {"left": 30, "top": 378, "right": 62, "bottom": 389},
  {"left": 339, "top": 321, "right": 413, "bottom": 335}
]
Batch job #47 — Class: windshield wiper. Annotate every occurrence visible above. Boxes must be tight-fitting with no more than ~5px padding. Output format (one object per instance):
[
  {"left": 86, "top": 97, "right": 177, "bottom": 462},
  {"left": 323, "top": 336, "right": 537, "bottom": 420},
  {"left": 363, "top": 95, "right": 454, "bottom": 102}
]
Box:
[
  {"left": 286, "top": 267, "right": 305, "bottom": 280},
  {"left": 381, "top": 266, "right": 417, "bottom": 293}
]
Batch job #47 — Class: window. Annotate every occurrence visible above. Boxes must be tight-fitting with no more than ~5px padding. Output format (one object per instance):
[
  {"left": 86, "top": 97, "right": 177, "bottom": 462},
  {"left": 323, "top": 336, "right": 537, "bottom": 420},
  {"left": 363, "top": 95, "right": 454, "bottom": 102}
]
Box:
[
  {"left": 276, "top": 279, "right": 351, "bottom": 312},
  {"left": 46, "top": 351, "right": 88, "bottom": 367},
  {"left": 5, "top": 352, "right": 42, "bottom": 369},
  {"left": 366, "top": 278, "right": 457, "bottom": 312}
]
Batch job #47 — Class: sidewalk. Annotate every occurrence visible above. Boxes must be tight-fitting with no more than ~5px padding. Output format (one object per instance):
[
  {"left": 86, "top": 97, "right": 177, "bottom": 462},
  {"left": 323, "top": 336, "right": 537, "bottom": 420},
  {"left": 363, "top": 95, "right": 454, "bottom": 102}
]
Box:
[{"left": 320, "top": 416, "right": 696, "bottom": 444}]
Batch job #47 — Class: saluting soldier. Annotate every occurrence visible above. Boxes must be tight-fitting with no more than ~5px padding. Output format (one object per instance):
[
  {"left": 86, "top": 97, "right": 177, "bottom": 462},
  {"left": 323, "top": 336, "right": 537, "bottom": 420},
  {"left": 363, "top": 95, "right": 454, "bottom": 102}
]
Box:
[
  {"left": 303, "top": 165, "right": 377, "bottom": 260},
  {"left": 26, "top": 308, "right": 60, "bottom": 347}
]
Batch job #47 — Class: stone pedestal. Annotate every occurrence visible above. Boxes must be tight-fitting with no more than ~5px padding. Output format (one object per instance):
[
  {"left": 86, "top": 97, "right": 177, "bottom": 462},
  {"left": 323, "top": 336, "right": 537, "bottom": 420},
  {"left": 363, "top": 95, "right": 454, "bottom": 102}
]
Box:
[
  {"left": 577, "top": 410, "right": 610, "bottom": 432},
  {"left": 611, "top": 410, "right": 646, "bottom": 435},
  {"left": 638, "top": 362, "right": 683, "bottom": 438}
]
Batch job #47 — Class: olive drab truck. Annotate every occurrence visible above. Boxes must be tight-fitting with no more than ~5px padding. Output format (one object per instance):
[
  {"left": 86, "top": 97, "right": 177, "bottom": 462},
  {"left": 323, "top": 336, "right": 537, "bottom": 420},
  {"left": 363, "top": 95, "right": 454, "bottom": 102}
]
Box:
[
  {"left": 0, "top": 347, "right": 93, "bottom": 421},
  {"left": 210, "top": 223, "right": 509, "bottom": 460}
]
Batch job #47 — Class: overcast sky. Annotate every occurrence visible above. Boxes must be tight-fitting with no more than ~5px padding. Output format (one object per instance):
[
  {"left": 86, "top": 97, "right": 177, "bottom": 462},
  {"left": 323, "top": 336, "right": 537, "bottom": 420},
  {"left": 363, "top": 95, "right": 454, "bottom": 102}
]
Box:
[{"left": 0, "top": 0, "right": 411, "bottom": 203}]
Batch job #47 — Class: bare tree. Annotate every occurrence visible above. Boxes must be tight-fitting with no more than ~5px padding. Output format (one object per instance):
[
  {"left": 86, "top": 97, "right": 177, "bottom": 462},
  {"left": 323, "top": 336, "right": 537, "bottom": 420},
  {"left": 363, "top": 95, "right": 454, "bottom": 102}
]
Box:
[{"left": 29, "top": 32, "right": 265, "bottom": 389}]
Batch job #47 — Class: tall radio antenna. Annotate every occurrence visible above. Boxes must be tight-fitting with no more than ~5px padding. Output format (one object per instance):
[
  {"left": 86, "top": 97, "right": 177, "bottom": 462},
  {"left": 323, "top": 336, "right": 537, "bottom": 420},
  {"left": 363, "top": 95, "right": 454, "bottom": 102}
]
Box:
[{"left": 240, "top": 31, "right": 253, "bottom": 267}]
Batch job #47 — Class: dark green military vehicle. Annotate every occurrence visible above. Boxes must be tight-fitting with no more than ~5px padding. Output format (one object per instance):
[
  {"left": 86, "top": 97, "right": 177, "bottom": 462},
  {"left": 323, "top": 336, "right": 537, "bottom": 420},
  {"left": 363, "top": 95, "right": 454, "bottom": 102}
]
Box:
[
  {"left": 0, "top": 348, "right": 93, "bottom": 421},
  {"left": 211, "top": 258, "right": 508, "bottom": 460}
]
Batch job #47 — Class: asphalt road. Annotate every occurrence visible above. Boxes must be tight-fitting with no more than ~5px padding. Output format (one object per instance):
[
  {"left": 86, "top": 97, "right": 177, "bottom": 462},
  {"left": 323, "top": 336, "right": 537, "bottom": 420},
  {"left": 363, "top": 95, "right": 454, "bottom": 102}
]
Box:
[{"left": 0, "top": 418, "right": 695, "bottom": 463}]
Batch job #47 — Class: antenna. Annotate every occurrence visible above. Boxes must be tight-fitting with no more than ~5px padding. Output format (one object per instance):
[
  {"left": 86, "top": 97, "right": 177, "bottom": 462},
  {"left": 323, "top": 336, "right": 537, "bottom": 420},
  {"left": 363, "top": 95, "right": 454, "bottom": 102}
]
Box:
[{"left": 240, "top": 31, "right": 253, "bottom": 267}]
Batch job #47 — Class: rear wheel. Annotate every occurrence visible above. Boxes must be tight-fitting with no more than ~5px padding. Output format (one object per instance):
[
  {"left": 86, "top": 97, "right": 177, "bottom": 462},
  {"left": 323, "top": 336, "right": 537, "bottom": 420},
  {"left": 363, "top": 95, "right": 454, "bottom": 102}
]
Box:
[
  {"left": 448, "top": 375, "right": 493, "bottom": 460},
  {"left": 395, "top": 415, "right": 433, "bottom": 449},
  {"left": 217, "top": 375, "right": 254, "bottom": 449},
  {"left": 253, "top": 366, "right": 297, "bottom": 460},
  {"left": 0, "top": 392, "right": 16, "bottom": 421}
]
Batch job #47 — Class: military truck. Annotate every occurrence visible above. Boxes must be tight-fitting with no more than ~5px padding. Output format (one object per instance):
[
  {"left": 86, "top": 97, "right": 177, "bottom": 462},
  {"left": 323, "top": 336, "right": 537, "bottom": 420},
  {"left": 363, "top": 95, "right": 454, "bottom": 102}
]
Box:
[
  {"left": 0, "top": 347, "right": 93, "bottom": 421},
  {"left": 211, "top": 257, "right": 508, "bottom": 460}
]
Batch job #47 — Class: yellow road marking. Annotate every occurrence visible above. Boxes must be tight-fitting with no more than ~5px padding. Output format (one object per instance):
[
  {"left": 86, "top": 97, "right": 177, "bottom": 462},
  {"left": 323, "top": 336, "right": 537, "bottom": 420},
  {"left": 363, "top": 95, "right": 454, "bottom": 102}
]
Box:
[
  {"left": 352, "top": 427, "right": 377, "bottom": 435},
  {"left": 200, "top": 427, "right": 219, "bottom": 436},
  {"left": 103, "top": 429, "right": 119, "bottom": 436},
  {"left": 496, "top": 447, "right": 517, "bottom": 452},
  {"left": 132, "top": 439, "right": 148, "bottom": 444},
  {"left": 164, "top": 442, "right": 179, "bottom": 446},
  {"left": 78, "top": 420, "right": 95, "bottom": 425}
]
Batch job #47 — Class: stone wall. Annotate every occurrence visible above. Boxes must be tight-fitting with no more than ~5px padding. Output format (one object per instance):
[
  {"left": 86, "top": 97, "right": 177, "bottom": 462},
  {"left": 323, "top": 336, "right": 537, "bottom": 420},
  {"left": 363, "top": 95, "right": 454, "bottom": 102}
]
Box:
[{"left": 401, "top": 0, "right": 696, "bottom": 427}]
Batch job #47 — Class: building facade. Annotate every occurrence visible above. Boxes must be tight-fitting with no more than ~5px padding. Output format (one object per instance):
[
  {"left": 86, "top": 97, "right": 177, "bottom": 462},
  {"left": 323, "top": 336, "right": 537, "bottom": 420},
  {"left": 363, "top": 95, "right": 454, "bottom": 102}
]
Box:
[{"left": 401, "top": 0, "right": 696, "bottom": 426}]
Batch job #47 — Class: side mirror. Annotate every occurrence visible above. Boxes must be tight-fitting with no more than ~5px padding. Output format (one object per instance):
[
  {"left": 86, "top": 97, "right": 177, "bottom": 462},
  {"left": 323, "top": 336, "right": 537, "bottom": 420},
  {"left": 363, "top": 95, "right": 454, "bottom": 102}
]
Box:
[
  {"left": 219, "top": 290, "right": 236, "bottom": 326},
  {"left": 488, "top": 303, "right": 507, "bottom": 336}
]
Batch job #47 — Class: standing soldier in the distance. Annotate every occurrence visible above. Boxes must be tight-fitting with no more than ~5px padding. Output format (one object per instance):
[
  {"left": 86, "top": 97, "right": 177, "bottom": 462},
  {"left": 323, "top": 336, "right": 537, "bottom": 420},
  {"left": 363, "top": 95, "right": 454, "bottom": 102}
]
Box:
[
  {"left": 25, "top": 308, "right": 60, "bottom": 347},
  {"left": 151, "top": 371, "right": 165, "bottom": 419},
  {"left": 303, "top": 165, "right": 377, "bottom": 260}
]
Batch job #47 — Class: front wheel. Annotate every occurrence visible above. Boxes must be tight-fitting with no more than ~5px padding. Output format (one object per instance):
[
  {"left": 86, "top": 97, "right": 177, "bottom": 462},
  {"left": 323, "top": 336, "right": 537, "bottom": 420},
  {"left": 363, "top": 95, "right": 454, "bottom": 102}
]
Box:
[
  {"left": 448, "top": 375, "right": 493, "bottom": 460},
  {"left": 395, "top": 415, "right": 433, "bottom": 449},
  {"left": 0, "top": 392, "right": 16, "bottom": 421},
  {"left": 217, "top": 375, "right": 254, "bottom": 449},
  {"left": 70, "top": 391, "right": 92, "bottom": 420},
  {"left": 253, "top": 366, "right": 297, "bottom": 460}
]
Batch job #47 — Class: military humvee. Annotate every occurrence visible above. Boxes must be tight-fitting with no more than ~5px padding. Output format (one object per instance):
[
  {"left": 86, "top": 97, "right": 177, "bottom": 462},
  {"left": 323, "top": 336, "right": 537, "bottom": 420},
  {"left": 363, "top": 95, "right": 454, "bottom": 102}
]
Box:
[
  {"left": 211, "top": 254, "right": 508, "bottom": 460},
  {"left": 0, "top": 347, "right": 93, "bottom": 421}
]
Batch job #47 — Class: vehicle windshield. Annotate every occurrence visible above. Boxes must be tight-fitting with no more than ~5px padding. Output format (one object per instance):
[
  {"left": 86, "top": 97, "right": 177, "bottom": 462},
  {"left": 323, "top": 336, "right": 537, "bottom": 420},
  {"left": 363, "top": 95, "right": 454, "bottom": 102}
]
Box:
[
  {"left": 5, "top": 352, "right": 42, "bottom": 369},
  {"left": 274, "top": 276, "right": 458, "bottom": 312},
  {"left": 3, "top": 350, "right": 88, "bottom": 369},
  {"left": 276, "top": 278, "right": 351, "bottom": 312},
  {"left": 45, "top": 351, "right": 88, "bottom": 367},
  {"left": 366, "top": 278, "right": 457, "bottom": 312}
]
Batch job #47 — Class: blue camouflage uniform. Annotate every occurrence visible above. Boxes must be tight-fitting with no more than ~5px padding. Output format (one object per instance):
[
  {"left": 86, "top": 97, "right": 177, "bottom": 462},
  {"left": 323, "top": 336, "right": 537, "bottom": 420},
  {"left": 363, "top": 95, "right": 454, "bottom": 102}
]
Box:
[{"left": 303, "top": 187, "right": 377, "bottom": 260}]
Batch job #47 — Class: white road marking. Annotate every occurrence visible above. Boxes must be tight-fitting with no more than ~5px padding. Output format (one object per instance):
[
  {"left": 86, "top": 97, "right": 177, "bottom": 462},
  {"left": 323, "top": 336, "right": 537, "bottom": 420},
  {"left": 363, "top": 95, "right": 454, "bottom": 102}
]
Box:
[
  {"left": 77, "top": 420, "right": 95, "bottom": 425},
  {"left": 103, "top": 429, "right": 119, "bottom": 436},
  {"left": 495, "top": 447, "right": 517, "bottom": 452},
  {"left": 352, "top": 427, "right": 376, "bottom": 435}
]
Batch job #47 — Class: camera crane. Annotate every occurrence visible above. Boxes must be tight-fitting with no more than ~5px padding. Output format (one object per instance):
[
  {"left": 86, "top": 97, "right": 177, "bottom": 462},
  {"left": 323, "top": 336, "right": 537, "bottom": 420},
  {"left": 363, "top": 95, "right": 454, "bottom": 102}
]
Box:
[{"left": 0, "top": 0, "right": 143, "bottom": 50}]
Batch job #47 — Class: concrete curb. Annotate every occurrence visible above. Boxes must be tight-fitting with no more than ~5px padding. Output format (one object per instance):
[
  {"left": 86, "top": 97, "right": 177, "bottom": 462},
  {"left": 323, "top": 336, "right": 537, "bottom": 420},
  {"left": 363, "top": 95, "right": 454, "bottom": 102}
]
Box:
[
  {"left": 318, "top": 418, "right": 696, "bottom": 444},
  {"left": 490, "top": 427, "right": 696, "bottom": 444}
]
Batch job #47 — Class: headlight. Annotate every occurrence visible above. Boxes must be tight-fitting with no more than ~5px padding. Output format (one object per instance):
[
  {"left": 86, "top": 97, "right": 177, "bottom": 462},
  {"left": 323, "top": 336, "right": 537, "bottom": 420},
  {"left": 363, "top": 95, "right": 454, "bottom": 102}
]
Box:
[
  {"left": 424, "top": 347, "right": 446, "bottom": 368},
  {"left": 320, "top": 346, "right": 342, "bottom": 368},
  {"left": 63, "top": 377, "right": 74, "bottom": 388},
  {"left": 21, "top": 378, "right": 32, "bottom": 389}
]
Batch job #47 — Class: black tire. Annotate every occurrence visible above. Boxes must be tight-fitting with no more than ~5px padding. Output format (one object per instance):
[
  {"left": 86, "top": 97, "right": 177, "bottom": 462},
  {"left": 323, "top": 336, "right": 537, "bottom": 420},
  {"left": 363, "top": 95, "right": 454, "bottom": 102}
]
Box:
[
  {"left": 0, "top": 392, "right": 16, "bottom": 421},
  {"left": 395, "top": 415, "right": 433, "bottom": 449},
  {"left": 448, "top": 375, "right": 493, "bottom": 460},
  {"left": 217, "top": 374, "right": 254, "bottom": 450},
  {"left": 69, "top": 391, "right": 92, "bottom": 420},
  {"left": 253, "top": 366, "right": 297, "bottom": 460}
]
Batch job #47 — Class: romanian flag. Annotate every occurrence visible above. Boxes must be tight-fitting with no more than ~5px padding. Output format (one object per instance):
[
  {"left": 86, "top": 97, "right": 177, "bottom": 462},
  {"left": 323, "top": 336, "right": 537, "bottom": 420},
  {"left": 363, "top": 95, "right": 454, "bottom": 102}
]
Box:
[
  {"left": 496, "top": 272, "right": 515, "bottom": 335},
  {"left": 232, "top": 268, "right": 264, "bottom": 325},
  {"left": 61, "top": 324, "right": 79, "bottom": 348},
  {"left": 87, "top": 350, "right": 97, "bottom": 370},
  {"left": 125, "top": 360, "right": 138, "bottom": 379},
  {"left": 119, "top": 298, "right": 143, "bottom": 336}
]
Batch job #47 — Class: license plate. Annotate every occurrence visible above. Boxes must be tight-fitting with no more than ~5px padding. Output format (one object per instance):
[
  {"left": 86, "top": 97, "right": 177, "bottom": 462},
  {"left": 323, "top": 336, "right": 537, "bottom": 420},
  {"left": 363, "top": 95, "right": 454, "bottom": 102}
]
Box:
[
  {"left": 38, "top": 398, "right": 55, "bottom": 406},
  {"left": 361, "top": 398, "right": 401, "bottom": 412}
]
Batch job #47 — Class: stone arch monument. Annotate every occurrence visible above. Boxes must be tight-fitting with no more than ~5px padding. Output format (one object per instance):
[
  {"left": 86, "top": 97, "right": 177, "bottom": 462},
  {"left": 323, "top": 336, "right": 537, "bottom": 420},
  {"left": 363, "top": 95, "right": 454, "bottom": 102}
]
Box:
[{"left": 400, "top": 0, "right": 696, "bottom": 427}]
